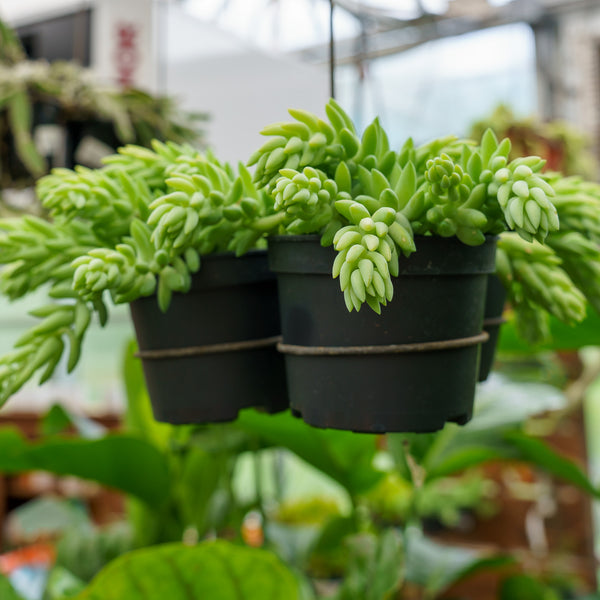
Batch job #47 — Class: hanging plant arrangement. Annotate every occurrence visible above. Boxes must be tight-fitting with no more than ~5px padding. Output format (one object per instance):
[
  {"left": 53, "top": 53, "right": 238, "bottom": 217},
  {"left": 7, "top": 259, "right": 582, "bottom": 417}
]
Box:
[
  {"left": 0, "top": 142, "right": 286, "bottom": 423},
  {"left": 0, "top": 18, "right": 203, "bottom": 209},
  {"left": 247, "top": 99, "right": 564, "bottom": 432}
]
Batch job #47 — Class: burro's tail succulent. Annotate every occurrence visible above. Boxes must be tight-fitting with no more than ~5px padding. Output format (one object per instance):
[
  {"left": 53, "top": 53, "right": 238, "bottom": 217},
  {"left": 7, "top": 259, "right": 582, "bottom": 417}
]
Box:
[
  {"left": 0, "top": 143, "right": 274, "bottom": 409},
  {"left": 250, "top": 100, "right": 561, "bottom": 313},
  {"left": 496, "top": 233, "right": 586, "bottom": 343}
]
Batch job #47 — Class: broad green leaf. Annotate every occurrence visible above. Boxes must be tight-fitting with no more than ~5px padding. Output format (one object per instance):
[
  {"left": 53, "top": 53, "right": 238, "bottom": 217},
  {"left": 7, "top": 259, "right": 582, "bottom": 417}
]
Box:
[
  {"left": 423, "top": 429, "right": 599, "bottom": 498},
  {"left": 464, "top": 376, "right": 565, "bottom": 432},
  {"left": 0, "top": 573, "right": 24, "bottom": 600},
  {"left": 41, "top": 404, "right": 106, "bottom": 439},
  {"left": 504, "top": 430, "right": 600, "bottom": 497},
  {"left": 404, "top": 527, "right": 513, "bottom": 594},
  {"left": 0, "top": 427, "right": 170, "bottom": 507},
  {"left": 499, "top": 574, "right": 561, "bottom": 600},
  {"left": 75, "top": 540, "right": 300, "bottom": 600},
  {"left": 174, "top": 446, "right": 228, "bottom": 535},
  {"left": 425, "top": 446, "right": 515, "bottom": 480},
  {"left": 236, "top": 410, "right": 383, "bottom": 496},
  {"left": 416, "top": 376, "right": 566, "bottom": 480}
]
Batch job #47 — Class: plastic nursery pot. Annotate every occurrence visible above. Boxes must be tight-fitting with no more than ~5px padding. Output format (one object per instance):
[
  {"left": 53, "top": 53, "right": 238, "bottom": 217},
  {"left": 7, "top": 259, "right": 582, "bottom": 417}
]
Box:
[
  {"left": 478, "top": 274, "right": 507, "bottom": 382},
  {"left": 129, "top": 250, "right": 288, "bottom": 424},
  {"left": 268, "top": 235, "right": 497, "bottom": 434}
]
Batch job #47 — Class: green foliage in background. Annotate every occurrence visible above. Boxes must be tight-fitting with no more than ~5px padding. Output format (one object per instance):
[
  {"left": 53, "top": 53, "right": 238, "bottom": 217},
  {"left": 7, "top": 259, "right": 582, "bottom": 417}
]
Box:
[
  {"left": 72, "top": 541, "right": 301, "bottom": 600},
  {"left": 0, "top": 353, "right": 595, "bottom": 598},
  {"left": 470, "top": 104, "right": 597, "bottom": 180},
  {"left": 0, "top": 18, "right": 203, "bottom": 194}
]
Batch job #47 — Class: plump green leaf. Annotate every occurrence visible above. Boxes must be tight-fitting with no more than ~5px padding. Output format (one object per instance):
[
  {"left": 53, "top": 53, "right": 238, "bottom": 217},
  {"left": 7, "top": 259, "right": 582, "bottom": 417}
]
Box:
[
  {"left": 236, "top": 410, "right": 383, "bottom": 496},
  {"left": 499, "top": 309, "right": 600, "bottom": 353},
  {"left": 0, "top": 427, "right": 170, "bottom": 507},
  {"left": 74, "top": 540, "right": 300, "bottom": 600}
]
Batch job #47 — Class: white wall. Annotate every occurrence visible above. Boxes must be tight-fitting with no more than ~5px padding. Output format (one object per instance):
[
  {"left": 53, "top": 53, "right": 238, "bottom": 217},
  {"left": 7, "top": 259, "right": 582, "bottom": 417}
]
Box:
[{"left": 162, "top": 4, "right": 330, "bottom": 163}]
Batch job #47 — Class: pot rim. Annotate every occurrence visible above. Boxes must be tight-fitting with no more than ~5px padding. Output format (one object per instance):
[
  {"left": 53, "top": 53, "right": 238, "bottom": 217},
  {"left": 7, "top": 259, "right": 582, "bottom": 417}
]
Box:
[{"left": 268, "top": 233, "right": 498, "bottom": 276}]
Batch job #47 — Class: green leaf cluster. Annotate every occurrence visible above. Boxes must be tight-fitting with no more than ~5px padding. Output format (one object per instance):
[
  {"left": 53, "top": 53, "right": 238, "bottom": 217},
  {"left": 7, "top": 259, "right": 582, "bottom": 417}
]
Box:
[
  {"left": 0, "top": 142, "right": 272, "bottom": 409},
  {"left": 250, "top": 100, "right": 559, "bottom": 313},
  {"left": 496, "top": 174, "right": 600, "bottom": 344}
]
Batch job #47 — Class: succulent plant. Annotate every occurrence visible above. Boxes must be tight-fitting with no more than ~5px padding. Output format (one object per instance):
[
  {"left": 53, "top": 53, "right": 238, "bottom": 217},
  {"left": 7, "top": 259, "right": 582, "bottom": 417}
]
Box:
[
  {"left": 0, "top": 141, "right": 273, "bottom": 407},
  {"left": 497, "top": 174, "right": 600, "bottom": 343},
  {"left": 249, "top": 99, "right": 559, "bottom": 314}
]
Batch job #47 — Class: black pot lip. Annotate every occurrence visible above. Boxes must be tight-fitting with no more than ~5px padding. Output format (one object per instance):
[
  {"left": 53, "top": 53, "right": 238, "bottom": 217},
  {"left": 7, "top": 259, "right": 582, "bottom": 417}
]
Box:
[
  {"left": 268, "top": 234, "right": 498, "bottom": 244},
  {"left": 268, "top": 233, "right": 497, "bottom": 276},
  {"left": 131, "top": 248, "right": 273, "bottom": 308},
  {"left": 194, "top": 248, "right": 274, "bottom": 291},
  {"left": 199, "top": 247, "right": 267, "bottom": 262}
]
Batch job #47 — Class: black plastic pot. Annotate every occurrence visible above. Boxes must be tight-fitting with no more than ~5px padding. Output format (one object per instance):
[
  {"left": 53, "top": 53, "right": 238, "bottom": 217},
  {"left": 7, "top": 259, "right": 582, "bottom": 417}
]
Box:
[
  {"left": 268, "top": 235, "right": 497, "bottom": 433},
  {"left": 130, "top": 250, "right": 288, "bottom": 424},
  {"left": 478, "top": 274, "right": 507, "bottom": 382}
]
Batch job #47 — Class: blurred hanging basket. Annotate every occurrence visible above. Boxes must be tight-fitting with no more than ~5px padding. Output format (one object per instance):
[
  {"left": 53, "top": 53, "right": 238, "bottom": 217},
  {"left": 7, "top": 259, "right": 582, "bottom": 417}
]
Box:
[{"left": 0, "top": 18, "right": 204, "bottom": 210}]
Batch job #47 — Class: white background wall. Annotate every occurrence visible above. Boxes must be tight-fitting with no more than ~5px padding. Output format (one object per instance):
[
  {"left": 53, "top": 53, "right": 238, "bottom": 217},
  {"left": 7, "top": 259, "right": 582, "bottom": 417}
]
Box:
[{"left": 162, "top": 3, "right": 330, "bottom": 162}]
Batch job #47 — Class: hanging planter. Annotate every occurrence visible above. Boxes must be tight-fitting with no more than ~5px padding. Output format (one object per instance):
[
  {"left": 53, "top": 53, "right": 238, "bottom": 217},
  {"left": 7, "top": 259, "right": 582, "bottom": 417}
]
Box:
[
  {"left": 478, "top": 275, "right": 507, "bottom": 382},
  {"left": 269, "top": 234, "right": 496, "bottom": 433},
  {"left": 0, "top": 143, "right": 291, "bottom": 418},
  {"left": 130, "top": 250, "right": 287, "bottom": 424},
  {"left": 245, "top": 99, "right": 563, "bottom": 433}
]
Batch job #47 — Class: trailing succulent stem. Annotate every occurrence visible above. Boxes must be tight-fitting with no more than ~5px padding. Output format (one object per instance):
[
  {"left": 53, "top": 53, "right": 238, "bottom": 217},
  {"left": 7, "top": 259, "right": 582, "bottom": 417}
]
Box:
[
  {"left": 495, "top": 173, "right": 600, "bottom": 343},
  {"left": 252, "top": 100, "right": 560, "bottom": 313},
  {"left": 0, "top": 142, "right": 272, "bottom": 408},
  {"left": 496, "top": 234, "right": 586, "bottom": 344}
]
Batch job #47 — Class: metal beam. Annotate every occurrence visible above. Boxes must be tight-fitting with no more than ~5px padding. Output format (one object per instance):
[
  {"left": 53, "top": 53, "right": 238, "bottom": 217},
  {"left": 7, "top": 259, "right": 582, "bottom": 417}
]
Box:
[{"left": 295, "top": 0, "right": 597, "bottom": 65}]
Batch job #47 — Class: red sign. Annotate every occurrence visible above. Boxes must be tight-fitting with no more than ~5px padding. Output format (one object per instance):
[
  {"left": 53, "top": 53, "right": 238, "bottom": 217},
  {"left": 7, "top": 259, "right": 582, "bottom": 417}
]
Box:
[{"left": 114, "top": 23, "right": 139, "bottom": 88}]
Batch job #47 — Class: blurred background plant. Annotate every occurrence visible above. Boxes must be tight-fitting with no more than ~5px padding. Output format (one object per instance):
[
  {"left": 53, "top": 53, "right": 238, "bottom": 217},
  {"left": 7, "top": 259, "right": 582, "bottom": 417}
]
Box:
[
  {"left": 470, "top": 104, "right": 598, "bottom": 181},
  {"left": 0, "top": 18, "right": 204, "bottom": 214},
  {"left": 0, "top": 340, "right": 598, "bottom": 599}
]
